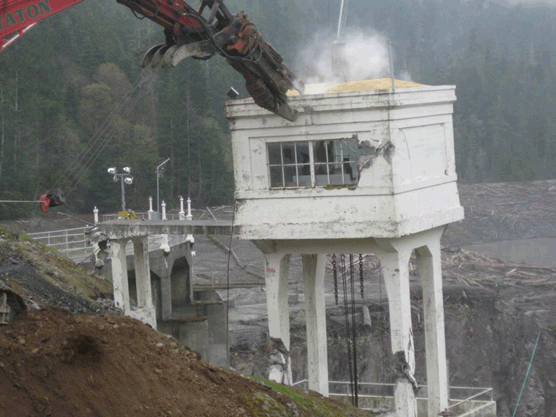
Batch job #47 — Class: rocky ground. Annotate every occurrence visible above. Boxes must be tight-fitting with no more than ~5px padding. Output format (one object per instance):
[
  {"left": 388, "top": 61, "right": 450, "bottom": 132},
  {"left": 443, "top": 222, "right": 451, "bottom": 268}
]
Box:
[{"left": 0, "top": 226, "right": 114, "bottom": 314}]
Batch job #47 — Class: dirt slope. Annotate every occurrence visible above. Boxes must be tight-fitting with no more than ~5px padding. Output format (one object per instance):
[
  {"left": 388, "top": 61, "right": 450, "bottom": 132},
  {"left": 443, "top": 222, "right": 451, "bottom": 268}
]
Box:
[{"left": 0, "top": 308, "right": 366, "bottom": 417}]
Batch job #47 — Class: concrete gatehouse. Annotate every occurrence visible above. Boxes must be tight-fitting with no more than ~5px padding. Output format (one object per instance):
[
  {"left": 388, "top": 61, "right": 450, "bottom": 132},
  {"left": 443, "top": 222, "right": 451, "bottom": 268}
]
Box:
[{"left": 224, "top": 80, "right": 495, "bottom": 416}]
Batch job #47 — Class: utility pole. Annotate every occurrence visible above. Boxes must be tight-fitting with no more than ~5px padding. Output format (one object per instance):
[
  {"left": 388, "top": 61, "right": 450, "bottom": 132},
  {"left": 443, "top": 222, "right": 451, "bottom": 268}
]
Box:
[{"left": 156, "top": 158, "right": 170, "bottom": 214}]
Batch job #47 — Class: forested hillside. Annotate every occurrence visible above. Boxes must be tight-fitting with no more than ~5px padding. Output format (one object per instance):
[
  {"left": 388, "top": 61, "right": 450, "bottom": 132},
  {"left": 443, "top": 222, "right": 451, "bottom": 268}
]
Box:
[{"left": 1, "top": 0, "right": 555, "bottom": 218}]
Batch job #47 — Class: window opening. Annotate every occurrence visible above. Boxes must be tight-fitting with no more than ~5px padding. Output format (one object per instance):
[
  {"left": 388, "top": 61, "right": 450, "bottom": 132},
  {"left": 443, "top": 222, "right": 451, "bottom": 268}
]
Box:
[
  {"left": 268, "top": 137, "right": 371, "bottom": 188},
  {"left": 268, "top": 141, "right": 310, "bottom": 188}
]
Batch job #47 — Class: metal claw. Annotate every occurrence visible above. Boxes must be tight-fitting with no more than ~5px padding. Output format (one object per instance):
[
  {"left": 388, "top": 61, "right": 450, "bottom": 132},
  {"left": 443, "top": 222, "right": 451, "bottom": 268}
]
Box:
[
  {"left": 142, "top": 44, "right": 165, "bottom": 68},
  {"left": 171, "top": 40, "right": 215, "bottom": 67},
  {"left": 151, "top": 45, "right": 171, "bottom": 68},
  {"left": 160, "top": 45, "right": 179, "bottom": 68}
]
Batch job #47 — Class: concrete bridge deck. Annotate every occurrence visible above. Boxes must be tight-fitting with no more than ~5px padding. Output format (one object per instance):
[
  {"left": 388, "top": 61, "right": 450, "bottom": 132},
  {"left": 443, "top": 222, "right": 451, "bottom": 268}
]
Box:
[{"left": 96, "top": 220, "right": 233, "bottom": 239}]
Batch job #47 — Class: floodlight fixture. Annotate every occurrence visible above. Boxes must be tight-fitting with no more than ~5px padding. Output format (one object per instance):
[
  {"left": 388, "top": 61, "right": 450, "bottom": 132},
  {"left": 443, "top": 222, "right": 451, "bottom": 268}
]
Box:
[{"left": 107, "top": 166, "right": 134, "bottom": 211}]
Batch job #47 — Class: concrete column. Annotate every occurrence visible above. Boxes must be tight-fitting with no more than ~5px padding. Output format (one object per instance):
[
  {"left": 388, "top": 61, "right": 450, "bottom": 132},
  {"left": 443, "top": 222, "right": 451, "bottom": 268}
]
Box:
[
  {"left": 302, "top": 254, "right": 329, "bottom": 396},
  {"left": 160, "top": 275, "right": 172, "bottom": 320},
  {"left": 264, "top": 252, "right": 292, "bottom": 384},
  {"left": 133, "top": 237, "right": 152, "bottom": 310},
  {"left": 93, "top": 207, "right": 99, "bottom": 224},
  {"left": 416, "top": 234, "right": 449, "bottom": 416},
  {"left": 379, "top": 248, "right": 417, "bottom": 417},
  {"left": 110, "top": 239, "right": 130, "bottom": 313},
  {"left": 161, "top": 201, "right": 167, "bottom": 220}
]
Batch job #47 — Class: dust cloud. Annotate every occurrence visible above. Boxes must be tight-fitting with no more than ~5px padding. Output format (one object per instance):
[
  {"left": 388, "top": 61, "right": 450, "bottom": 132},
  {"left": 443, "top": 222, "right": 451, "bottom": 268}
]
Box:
[{"left": 294, "top": 30, "right": 403, "bottom": 84}]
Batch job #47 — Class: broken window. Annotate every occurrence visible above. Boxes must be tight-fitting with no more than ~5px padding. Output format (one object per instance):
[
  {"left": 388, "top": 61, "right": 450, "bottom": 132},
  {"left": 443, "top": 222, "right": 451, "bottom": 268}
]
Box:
[{"left": 267, "top": 137, "right": 372, "bottom": 188}]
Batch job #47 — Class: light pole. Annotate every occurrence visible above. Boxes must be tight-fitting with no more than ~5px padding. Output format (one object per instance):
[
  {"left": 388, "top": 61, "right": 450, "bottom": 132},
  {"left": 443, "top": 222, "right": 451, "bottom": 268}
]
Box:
[
  {"left": 107, "top": 166, "right": 133, "bottom": 211},
  {"left": 156, "top": 158, "right": 170, "bottom": 214}
]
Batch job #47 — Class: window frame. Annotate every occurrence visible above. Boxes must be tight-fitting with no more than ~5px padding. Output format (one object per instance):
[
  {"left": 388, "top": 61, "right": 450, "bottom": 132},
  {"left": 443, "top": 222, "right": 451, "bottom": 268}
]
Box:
[{"left": 267, "top": 139, "right": 361, "bottom": 189}]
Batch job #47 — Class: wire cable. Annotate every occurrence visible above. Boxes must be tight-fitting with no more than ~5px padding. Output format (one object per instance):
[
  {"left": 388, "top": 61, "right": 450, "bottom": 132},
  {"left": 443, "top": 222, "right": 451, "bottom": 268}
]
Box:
[
  {"left": 340, "top": 254, "right": 355, "bottom": 405},
  {"left": 57, "top": 69, "right": 150, "bottom": 193},
  {"left": 512, "top": 330, "right": 542, "bottom": 417},
  {"left": 225, "top": 200, "right": 236, "bottom": 367},
  {"left": 65, "top": 90, "right": 146, "bottom": 194},
  {"left": 349, "top": 254, "right": 359, "bottom": 407},
  {"left": 65, "top": 87, "right": 149, "bottom": 197},
  {"left": 61, "top": 69, "right": 147, "bottom": 182}
]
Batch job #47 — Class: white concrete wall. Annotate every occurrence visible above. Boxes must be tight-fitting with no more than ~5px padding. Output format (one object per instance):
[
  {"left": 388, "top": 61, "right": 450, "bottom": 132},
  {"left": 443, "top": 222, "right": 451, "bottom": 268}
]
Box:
[{"left": 226, "top": 86, "right": 463, "bottom": 240}]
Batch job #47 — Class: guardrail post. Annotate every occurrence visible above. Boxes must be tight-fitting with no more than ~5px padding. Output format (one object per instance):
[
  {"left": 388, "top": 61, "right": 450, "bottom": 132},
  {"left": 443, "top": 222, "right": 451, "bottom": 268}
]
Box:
[
  {"left": 179, "top": 196, "right": 185, "bottom": 220},
  {"left": 186, "top": 197, "right": 193, "bottom": 221},
  {"left": 148, "top": 196, "right": 154, "bottom": 220}
]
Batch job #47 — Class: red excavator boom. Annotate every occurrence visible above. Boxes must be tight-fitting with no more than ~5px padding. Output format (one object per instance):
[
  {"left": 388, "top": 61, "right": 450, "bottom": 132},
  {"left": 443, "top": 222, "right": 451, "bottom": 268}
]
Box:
[{"left": 0, "top": 0, "right": 303, "bottom": 121}]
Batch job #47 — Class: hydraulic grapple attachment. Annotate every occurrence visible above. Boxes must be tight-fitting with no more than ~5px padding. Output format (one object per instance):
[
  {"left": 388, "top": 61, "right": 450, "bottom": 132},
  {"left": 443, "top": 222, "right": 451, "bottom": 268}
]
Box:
[{"left": 117, "top": 0, "right": 303, "bottom": 121}]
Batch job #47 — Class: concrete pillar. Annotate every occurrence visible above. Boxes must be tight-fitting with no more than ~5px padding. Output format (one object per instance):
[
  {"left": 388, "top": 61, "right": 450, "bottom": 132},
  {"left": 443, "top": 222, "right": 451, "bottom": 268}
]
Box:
[
  {"left": 160, "top": 275, "right": 172, "bottom": 320},
  {"left": 133, "top": 237, "right": 152, "bottom": 309},
  {"left": 110, "top": 239, "right": 130, "bottom": 313},
  {"left": 161, "top": 201, "right": 167, "bottom": 220},
  {"left": 302, "top": 254, "right": 329, "bottom": 396},
  {"left": 179, "top": 196, "right": 185, "bottom": 220},
  {"left": 379, "top": 247, "right": 417, "bottom": 417},
  {"left": 148, "top": 196, "right": 154, "bottom": 220},
  {"left": 93, "top": 206, "right": 99, "bottom": 225},
  {"left": 264, "top": 252, "right": 292, "bottom": 384},
  {"left": 416, "top": 232, "right": 449, "bottom": 416}
]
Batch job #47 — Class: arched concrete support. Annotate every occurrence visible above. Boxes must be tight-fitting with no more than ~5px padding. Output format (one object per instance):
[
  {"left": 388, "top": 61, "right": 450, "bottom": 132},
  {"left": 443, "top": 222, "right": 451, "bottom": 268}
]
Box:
[
  {"left": 263, "top": 252, "right": 292, "bottom": 385},
  {"left": 415, "top": 227, "right": 449, "bottom": 416},
  {"left": 111, "top": 239, "right": 130, "bottom": 313},
  {"left": 151, "top": 255, "right": 175, "bottom": 321},
  {"left": 302, "top": 254, "right": 329, "bottom": 396},
  {"left": 376, "top": 245, "right": 417, "bottom": 417},
  {"left": 149, "top": 241, "right": 193, "bottom": 321}
]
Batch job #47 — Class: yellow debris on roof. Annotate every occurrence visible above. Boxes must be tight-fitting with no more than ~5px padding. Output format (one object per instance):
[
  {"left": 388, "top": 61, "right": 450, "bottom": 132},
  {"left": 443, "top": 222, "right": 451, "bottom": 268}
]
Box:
[
  {"left": 329, "top": 78, "right": 424, "bottom": 93},
  {"left": 287, "top": 78, "right": 424, "bottom": 96}
]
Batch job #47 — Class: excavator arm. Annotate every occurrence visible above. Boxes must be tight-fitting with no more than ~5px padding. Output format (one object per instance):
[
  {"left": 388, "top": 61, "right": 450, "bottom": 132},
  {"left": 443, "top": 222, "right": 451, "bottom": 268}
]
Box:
[{"left": 0, "top": 0, "right": 303, "bottom": 121}]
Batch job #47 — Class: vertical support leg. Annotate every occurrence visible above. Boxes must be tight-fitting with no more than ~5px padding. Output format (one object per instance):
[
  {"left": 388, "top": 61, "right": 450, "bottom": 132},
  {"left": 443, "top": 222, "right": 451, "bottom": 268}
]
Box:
[
  {"left": 133, "top": 237, "right": 152, "bottom": 310},
  {"left": 133, "top": 237, "right": 156, "bottom": 328},
  {"left": 264, "top": 253, "right": 292, "bottom": 385},
  {"left": 416, "top": 235, "right": 449, "bottom": 416},
  {"left": 111, "top": 239, "right": 130, "bottom": 313},
  {"left": 160, "top": 274, "right": 172, "bottom": 320},
  {"left": 302, "top": 254, "right": 329, "bottom": 396},
  {"left": 379, "top": 248, "right": 417, "bottom": 417}
]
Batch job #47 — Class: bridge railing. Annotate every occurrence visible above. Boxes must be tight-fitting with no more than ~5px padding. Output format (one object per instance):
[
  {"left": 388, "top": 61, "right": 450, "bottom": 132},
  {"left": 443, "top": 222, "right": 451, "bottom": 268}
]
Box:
[
  {"left": 293, "top": 380, "right": 494, "bottom": 415},
  {"left": 27, "top": 226, "right": 95, "bottom": 262}
]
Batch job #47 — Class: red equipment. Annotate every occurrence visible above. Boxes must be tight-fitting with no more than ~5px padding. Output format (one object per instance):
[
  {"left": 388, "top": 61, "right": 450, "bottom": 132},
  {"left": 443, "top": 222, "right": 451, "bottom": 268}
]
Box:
[{"left": 0, "top": 0, "right": 303, "bottom": 121}]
